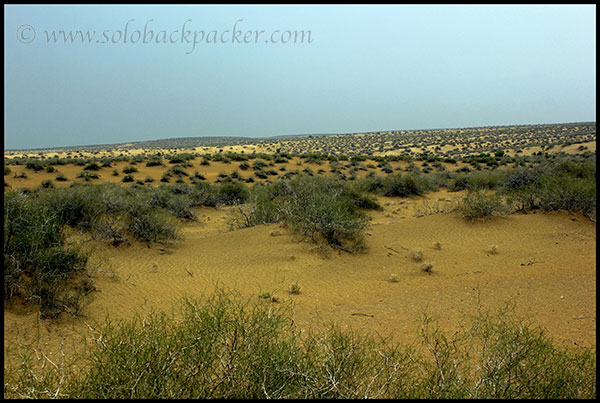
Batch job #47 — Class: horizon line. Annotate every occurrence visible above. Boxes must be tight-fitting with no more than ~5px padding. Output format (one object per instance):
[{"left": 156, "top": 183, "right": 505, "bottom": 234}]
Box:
[{"left": 4, "top": 120, "right": 596, "bottom": 152}]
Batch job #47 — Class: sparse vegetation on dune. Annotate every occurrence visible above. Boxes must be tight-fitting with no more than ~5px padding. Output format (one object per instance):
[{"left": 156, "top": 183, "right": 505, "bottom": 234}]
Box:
[
  {"left": 4, "top": 290, "right": 596, "bottom": 399},
  {"left": 229, "top": 175, "right": 372, "bottom": 252},
  {"left": 3, "top": 124, "right": 596, "bottom": 399},
  {"left": 5, "top": 122, "right": 594, "bottom": 159}
]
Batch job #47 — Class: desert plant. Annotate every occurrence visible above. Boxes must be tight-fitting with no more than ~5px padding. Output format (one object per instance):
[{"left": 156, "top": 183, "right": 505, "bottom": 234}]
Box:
[
  {"left": 4, "top": 291, "right": 595, "bottom": 399},
  {"left": 288, "top": 282, "right": 301, "bottom": 294},
  {"left": 258, "top": 290, "right": 273, "bottom": 299},
  {"left": 459, "top": 190, "right": 507, "bottom": 221},
  {"left": 411, "top": 250, "right": 424, "bottom": 262},
  {"left": 149, "top": 187, "right": 197, "bottom": 220},
  {"left": 169, "top": 165, "right": 190, "bottom": 177},
  {"left": 381, "top": 172, "right": 434, "bottom": 197},
  {"left": 25, "top": 160, "right": 44, "bottom": 171},
  {"left": 77, "top": 171, "right": 99, "bottom": 181},
  {"left": 40, "top": 179, "right": 54, "bottom": 189},
  {"left": 37, "top": 184, "right": 107, "bottom": 231},
  {"left": 536, "top": 175, "right": 595, "bottom": 219},
  {"left": 4, "top": 191, "right": 90, "bottom": 317},
  {"left": 122, "top": 165, "right": 138, "bottom": 174},
  {"left": 216, "top": 181, "right": 249, "bottom": 205},
  {"left": 84, "top": 162, "right": 101, "bottom": 171},
  {"left": 145, "top": 158, "right": 164, "bottom": 167},
  {"left": 228, "top": 175, "right": 371, "bottom": 252},
  {"left": 124, "top": 197, "right": 180, "bottom": 242},
  {"left": 254, "top": 170, "right": 268, "bottom": 179},
  {"left": 277, "top": 176, "right": 370, "bottom": 252}
]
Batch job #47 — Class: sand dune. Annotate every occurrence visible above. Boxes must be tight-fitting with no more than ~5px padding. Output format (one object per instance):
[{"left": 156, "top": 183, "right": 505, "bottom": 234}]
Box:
[{"left": 4, "top": 192, "right": 595, "bottom": 366}]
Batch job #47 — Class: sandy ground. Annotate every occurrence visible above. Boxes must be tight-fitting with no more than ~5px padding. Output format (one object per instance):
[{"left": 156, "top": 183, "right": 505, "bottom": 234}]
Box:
[
  {"left": 4, "top": 191, "right": 596, "bottom": 366},
  {"left": 4, "top": 157, "right": 475, "bottom": 190},
  {"left": 5, "top": 138, "right": 596, "bottom": 161}
]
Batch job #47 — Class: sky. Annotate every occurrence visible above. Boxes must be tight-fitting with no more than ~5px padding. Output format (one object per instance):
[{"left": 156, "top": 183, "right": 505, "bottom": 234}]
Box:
[{"left": 3, "top": 4, "right": 596, "bottom": 150}]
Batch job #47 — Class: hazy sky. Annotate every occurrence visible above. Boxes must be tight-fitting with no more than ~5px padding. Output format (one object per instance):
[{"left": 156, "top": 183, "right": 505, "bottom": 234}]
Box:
[{"left": 4, "top": 4, "right": 596, "bottom": 149}]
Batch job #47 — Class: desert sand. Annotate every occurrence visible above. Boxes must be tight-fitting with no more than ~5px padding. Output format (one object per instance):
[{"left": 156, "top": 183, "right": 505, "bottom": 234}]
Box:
[{"left": 4, "top": 190, "right": 596, "bottom": 365}]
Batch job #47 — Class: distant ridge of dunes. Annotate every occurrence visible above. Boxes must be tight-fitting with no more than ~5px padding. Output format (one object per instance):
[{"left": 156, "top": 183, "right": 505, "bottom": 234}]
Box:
[{"left": 5, "top": 121, "right": 595, "bottom": 154}]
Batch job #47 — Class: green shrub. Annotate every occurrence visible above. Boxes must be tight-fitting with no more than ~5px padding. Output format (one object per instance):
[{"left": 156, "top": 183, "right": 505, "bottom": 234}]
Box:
[
  {"left": 190, "top": 182, "right": 220, "bottom": 207},
  {"left": 552, "top": 158, "right": 595, "bottom": 179},
  {"left": 150, "top": 187, "right": 197, "bottom": 220},
  {"left": 122, "top": 165, "right": 138, "bottom": 174},
  {"left": 501, "top": 159, "right": 596, "bottom": 220},
  {"left": 253, "top": 160, "right": 268, "bottom": 170},
  {"left": 537, "top": 175, "right": 596, "bottom": 218},
  {"left": 4, "top": 291, "right": 595, "bottom": 399},
  {"left": 25, "top": 160, "right": 44, "bottom": 171},
  {"left": 4, "top": 192, "right": 90, "bottom": 317},
  {"left": 37, "top": 184, "right": 107, "bottom": 231},
  {"left": 41, "top": 179, "right": 54, "bottom": 189},
  {"left": 229, "top": 175, "right": 371, "bottom": 252},
  {"left": 467, "top": 170, "right": 504, "bottom": 190},
  {"left": 275, "top": 176, "right": 369, "bottom": 252},
  {"left": 122, "top": 174, "right": 134, "bottom": 183},
  {"left": 145, "top": 158, "right": 164, "bottom": 167},
  {"left": 230, "top": 170, "right": 244, "bottom": 180},
  {"left": 168, "top": 153, "right": 195, "bottom": 164},
  {"left": 169, "top": 165, "right": 190, "bottom": 177},
  {"left": 228, "top": 184, "right": 282, "bottom": 229},
  {"left": 356, "top": 174, "right": 385, "bottom": 193},
  {"left": 342, "top": 182, "right": 382, "bottom": 210},
  {"left": 502, "top": 166, "right": 543, "bottom": 192},
  {"left": 30, "top": 184, "right": 192, "bottom": 245},
  {"left": 450, "top": 173, "right": 469, "bottom": 192},
  {"left": 77, "top": 171, "right": 99, "bottom": 181},
  {"left": 125, "top": 199, "right": 179, "bottom": 242},
  {"left": 84, "top": 162, "right": 101, "bottom": 171},
  {"left": 459, "top": 190, "right": 507, "bottom": 221},
  {"left": 254, "top": 170, "right": 268, "bottom": 179},
  {"left": 451, "top": 170, "right": 504, "bottom": 192},
  {"left": 381, "top": 173, "right": 434, "bottom": 197},
  {"left": 217, "top": 181, "right": 249, "bottom": 205}
]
